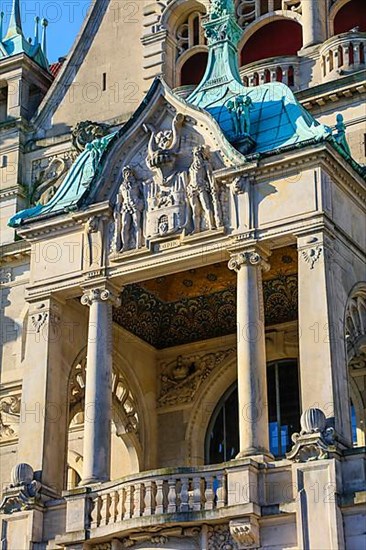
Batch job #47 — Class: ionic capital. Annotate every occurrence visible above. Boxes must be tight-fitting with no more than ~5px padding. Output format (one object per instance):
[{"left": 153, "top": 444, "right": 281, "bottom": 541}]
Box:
[
  {"left": 81, "top": 287, "right": 121, "bottom": 307},
  {"left": 228, "top": 251, "right": 270, "bottom": 273}
]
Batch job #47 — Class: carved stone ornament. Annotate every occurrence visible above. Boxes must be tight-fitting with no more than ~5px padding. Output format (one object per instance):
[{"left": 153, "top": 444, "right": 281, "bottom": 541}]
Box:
[
  {"left": 208, "top": 524, "right": 238, "bottom": 550},
  {"left": 30, "top": 152, "right": 76, "bottom": 206},
  {"left": 286, "top": 408, "right": 336, "bottom": 462},
  {"left": 30, "top": 303, "right": 49, "bottom": 333},
  {"left": 120, "top": 526, "right": 198, "bottom": 547},
  {"left": 301, "top": 245, "right": 323, "bottom": 269},
  {"left": 72, "top": 120, "right": 111, "bottom": 153},
  {"left": 0, "top": 463, "right": 42, "bottom": 514},
  {"left": 158, "top": 349, "right": 235, "bottom": 407},
  {"left": 229, "top": 518, "right": 260, "bottom": 549},
  {"left": 0, "top": 268, "right": 12, "bottom": 284},
  {"left": 228, "top": 251, "right": 270, "bottom": 273},
  {"left": 0, "top": 395, "right": 21, "bottom": 441},
  {"left": 81, "top": 288, "right": 121, "bottom": 308}
]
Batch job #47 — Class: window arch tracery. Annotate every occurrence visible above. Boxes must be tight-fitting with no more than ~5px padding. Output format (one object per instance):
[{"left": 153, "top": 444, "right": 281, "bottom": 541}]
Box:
[{"left": 176, "top": 10, "right": 206, "bottom": 56}]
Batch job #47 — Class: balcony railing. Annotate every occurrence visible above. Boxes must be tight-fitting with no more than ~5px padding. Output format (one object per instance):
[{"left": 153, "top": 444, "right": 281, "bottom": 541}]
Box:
[
  {"left": 90, "top": 467, "right": 227, "bottom": 529},
  {"left": 320, "top": 31, "right": 366, "bottom": 82},
  {"left": 239, "top": 56, "right": 300, "bottom": 90}
]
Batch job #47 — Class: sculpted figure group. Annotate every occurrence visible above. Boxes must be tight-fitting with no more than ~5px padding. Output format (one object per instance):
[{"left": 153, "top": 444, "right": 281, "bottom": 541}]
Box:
[{"left": 112, "top": 114, "right": 224, "bottom": 254}]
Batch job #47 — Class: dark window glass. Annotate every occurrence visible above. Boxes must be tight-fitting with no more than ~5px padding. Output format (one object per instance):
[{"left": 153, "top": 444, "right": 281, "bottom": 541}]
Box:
[{"left": 205, "top": 360, "right": 300, "bottom": 464}]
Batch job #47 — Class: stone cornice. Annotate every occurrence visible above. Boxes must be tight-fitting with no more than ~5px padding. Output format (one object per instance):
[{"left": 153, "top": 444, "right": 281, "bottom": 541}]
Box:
[
  {"left": 0, "top": 186, "right": 26, "bottom": 200},
  {"left": 0, "top": 240, "right": 30, "bottom": 264},
  {"left": 297, "top": 71, "right": 366, "bottom": 110},
  {"left": 216, "top": 142, "right": 366, "bottom": 209}
]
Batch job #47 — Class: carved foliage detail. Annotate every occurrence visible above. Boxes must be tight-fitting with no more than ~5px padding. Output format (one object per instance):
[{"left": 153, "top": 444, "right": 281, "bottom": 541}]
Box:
[{"left": 208, "top": 524, "right": 238, "bottom": 550}]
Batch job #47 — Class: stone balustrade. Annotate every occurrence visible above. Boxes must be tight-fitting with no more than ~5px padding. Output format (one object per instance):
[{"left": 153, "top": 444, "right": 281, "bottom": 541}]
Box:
[
  {"left": 89, "top": 468, "right": 227, "bottom": 529},
  {"left": 320, "top": 31, "right": 366, "bottom": 82},
  {"left": 239, "top": 56, "right": 300, "bottom": 90}
]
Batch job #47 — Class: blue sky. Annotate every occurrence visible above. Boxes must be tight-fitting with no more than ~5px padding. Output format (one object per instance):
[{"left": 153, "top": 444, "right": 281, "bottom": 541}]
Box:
[{"left": 1, "top": 0, "right": 92, "bottom": 62}]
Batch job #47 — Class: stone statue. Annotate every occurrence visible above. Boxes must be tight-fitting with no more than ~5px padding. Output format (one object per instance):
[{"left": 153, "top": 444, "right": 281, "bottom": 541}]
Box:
[
  {"left": 72, "top": 120, "right": 111, "bottom": 153},
  {"left": 114, "top": 166, "right": 144, "bottom": 252},
  {"left": 227, "top": 94, "right": 253, "bottom": 137},
  {"left": 335, "top": 113, "right": 351, "bottom": 156},
  {"left": 32, "top": 157, "right": 68, "bottom": 206},
  {"left": 187, "top": 146, "right": 223, "bottom": 233}
]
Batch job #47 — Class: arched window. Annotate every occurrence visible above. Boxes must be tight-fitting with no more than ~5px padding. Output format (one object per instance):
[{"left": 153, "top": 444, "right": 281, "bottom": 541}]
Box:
[
  {"left": 180, "top": 52, "right": 208, "bottom": 86},
  {"left": 337, "top": 45, "right": 344, "bottom": 68},
  {"left": 176, "top": 10, "right": 206, "bottom": 55},
  {"left": 333, "top": 0, "right": 366, "bottom": 35},
  {"left": 241, "top": 20, "right": 303, "bottom": 65},
  {"left": 276, "top": 66, "right": 283, "bottom": 82},
  {"left": 264, "top": 68, "right": 271, "bottom": 83},
  {"left": 205, "top": 360, "right": 301, "bottom": 464}
]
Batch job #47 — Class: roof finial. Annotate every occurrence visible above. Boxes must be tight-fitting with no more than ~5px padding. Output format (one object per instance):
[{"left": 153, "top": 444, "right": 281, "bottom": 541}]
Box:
[
  {"left": 4, "top": 0, "right": 23, "bottom": 40},
  {"left": 41, "top": 18, "right": 48, "bottom": 58},
  {"left": 34, "top": 16, "right": 40, "bottom": 45}
]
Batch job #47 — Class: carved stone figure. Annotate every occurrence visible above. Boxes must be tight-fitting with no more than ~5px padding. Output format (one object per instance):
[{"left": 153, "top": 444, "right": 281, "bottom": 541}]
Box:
[
  {"left": 187, "top": 146, "right": 223, "bottom": 233},
  {"left": 227, "top": 95, "right": 253, "bottom": 137},
  {"left": 335, "top": 113, "right": 351, "bottom": 156},
  {"left": 72, "top": 120, "right": 111, "bottom": 153},
  {"left": 114, "top": 166, "right": 144, "bottom": 252},
  {"left": 143, "top": 114, "right": 187, "bottom": 238}
]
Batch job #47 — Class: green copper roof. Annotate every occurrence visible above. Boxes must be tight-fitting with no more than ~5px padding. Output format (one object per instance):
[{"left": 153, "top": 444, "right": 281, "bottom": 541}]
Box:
[
  {"left": 187, "top": 0, "right": 330, "bottom": 153},
  {"left": 0, "top": 0, "right": 49, "bottom": 71}
]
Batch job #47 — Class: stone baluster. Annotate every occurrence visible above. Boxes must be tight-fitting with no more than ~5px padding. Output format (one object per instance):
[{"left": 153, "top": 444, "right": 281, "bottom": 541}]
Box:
[
  {"left": 204, "top": 476, "right": 214, "bottom": 511},
  {"left": 216, "top": 473, "right": 226, "bottom": 508},
  {"left": 91, "top": 495, "right": 101, "bottom": 529},
  {"left": 80, "top": 287, "right": 120, "bottom": 485},
  {"left": 133, "top": 483, "right": 143, "bottom": 518},
  {"left": 180, "top": 477, "right": 189, "bottom": 512},
  {"left": 143, "top": 480, "right": 154, "bottom": 516},
  {"left": 99, "top": 493, "right": 111, "bottom": 526},
  {"left": 192, "top": 477, "right": 202, "bottom": 511},
  {"left": 228, "top": 249, "right": 271, "bottom": 458},
  {"left": 353, "top": 44, "right": 360, "bottom": 65},
  {"left": 117, "top": 488, "right": 124, "bottom": 520},
  {"left": 155, "top": 479, "right": 164, "bottom": 514},
  {"left": 123, "top": 485, "right": 133, "bottom": 519},
  {"left": 167, "top": 479, "right": 177, "bottom": 513},
  {"left": 110, "top": 491, "right": 118, "bottom": 524}
]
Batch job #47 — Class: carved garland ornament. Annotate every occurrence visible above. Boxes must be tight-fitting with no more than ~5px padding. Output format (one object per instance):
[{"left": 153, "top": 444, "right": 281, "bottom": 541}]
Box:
[
  {"left": 158, "top": 349, "right": 235, "bottom": 407},
  {"left": 0, "top": 395, "right": 21, "bottom": 441}
]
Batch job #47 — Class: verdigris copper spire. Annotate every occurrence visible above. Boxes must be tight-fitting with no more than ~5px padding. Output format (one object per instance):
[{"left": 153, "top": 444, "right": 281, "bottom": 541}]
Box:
[
  {"left": 4, "top": 0, "right": 23, "bottom": 40},
  {"left": 188, "top": 0, "right": 330, "bottom": 155}
]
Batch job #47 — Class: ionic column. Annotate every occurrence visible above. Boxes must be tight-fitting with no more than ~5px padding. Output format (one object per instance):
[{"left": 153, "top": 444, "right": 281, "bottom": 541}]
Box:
[
  {"left": 301, "top": 0, "right": 327, "bottom": 48},
  {"left": 80, "top": 287, "right": 120, "bottom": 485},
  {"left": 228, "top": 249, "right": 270, "bottom": 457}
]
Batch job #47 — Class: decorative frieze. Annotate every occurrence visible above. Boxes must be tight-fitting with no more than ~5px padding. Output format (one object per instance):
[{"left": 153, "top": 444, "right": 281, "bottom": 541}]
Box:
[{"left": 207, "top": 524, "right": 238, "bottom": 550}]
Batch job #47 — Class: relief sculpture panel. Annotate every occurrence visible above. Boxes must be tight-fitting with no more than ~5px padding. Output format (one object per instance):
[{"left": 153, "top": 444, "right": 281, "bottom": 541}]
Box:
[{"left": 111, "top": 112, "right": 228, "bottom": 255}]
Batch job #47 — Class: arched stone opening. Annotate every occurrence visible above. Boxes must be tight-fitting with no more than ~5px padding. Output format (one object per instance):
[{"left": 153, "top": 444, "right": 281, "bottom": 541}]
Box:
[
  {"left": 345, "top": 283, "right": 366, "bottom": 447},
  {"left": 240, "top": 19, "right": 303, "bottom": 65},
  {"left": 180, "top": 50, "right": 209, "bottom": 86},
  {"left": 333, "top": 0, "right": 366, "bottom": 35},
  {"left": 65, "top": 349, "right": 143, "bottom": 488}
]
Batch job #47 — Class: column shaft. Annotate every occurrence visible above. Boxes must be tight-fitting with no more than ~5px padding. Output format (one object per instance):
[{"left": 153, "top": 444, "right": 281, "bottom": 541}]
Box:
[
  {"left": 81, "top": 288, "right": 114, "bottom": 485},
  {"left": 301, "top": 0, "right": 327, "bottom": 48},
  {"left": 229, "top": 251, "right": 270, "bottom": 457}
]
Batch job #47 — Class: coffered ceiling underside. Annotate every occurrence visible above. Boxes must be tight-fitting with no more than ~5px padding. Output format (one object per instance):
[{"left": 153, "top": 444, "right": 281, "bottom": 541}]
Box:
[{"left": 113, "top": 247, "right": 298, "bottom": 349}]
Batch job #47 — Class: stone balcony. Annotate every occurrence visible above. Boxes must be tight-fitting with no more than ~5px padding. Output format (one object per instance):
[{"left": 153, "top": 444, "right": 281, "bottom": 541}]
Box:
[
  {"left": 53, "top": 450, "right": 366, "bottom": 548},
  {"left": 239, "top": 56, "right": 300, "bottom": 90},
  {"left": 320, "top": 31, "right": 366, "bottom": 82}
]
